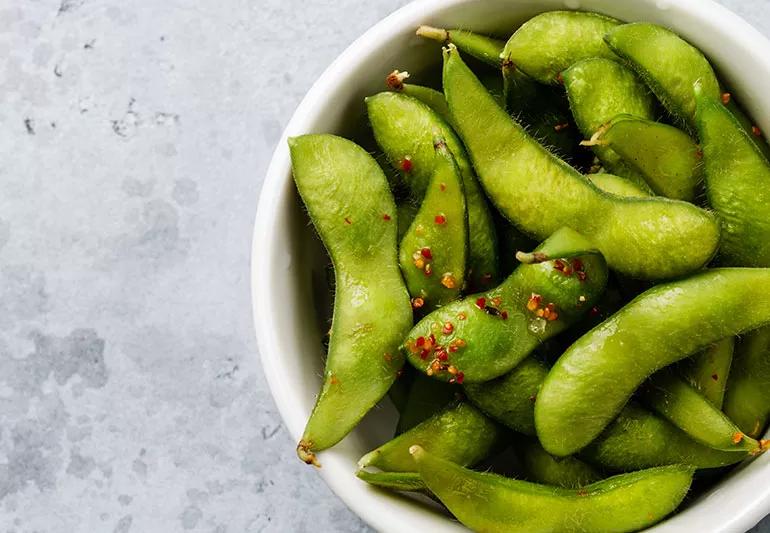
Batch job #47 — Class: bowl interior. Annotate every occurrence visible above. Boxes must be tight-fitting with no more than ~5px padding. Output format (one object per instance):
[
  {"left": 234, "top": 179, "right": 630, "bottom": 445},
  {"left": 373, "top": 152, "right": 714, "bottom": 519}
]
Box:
[{"left": 254, "top": 0, "right": 770, "bottom": 531}]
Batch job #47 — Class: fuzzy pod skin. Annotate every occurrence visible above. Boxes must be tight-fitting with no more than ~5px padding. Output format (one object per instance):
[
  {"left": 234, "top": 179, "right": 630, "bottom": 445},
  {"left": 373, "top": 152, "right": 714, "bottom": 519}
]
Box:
[
  {"left": 640, "top": 369, "right": 761, "bottom": 452},
  {"left": 605, "top": 22, "right": 720, "bottom": 129},
  {"left": 355, "top": 470, "right": 425, "bottom": 492},
  {"left": 695, "top": 86, "right": 770, "bottom": 267},
  {"left": 367, "top": 92, "right": 499, "bottom": 290},
  {"left": 358, "top": 402, "right": 502, "bottom": 475},
  {"left": 562, "top": 58, "right": 656, "bottom": 190},
  {"left": 587, "top": 173, "right": 651, "bottom": 198},
  {"left": 386, "top": 71, "right": 453, "bottom": 125},
  {"left": 582, "top": 403, "right": 748, "bottom": 471},
  {"left": 288, "top": 134, "right": 412, "bottom": 465},
  {"left": 536, "top": 268, "right": 770, "bottom": 457},
  {"left": 443, "top": 45, "right": 720, "bottom": 280},
  {"left": 680, "top": 337, "right": 734, "bottom": 409},
  {"left": 593, "top": 114, "right": 702, "bottom": 202},
  {"left": 724, "top": 326, "right": 770, "bottom": 439},
  {"left": 403, "top": 227, "right": 608, "bottom": 383},
  {"left": 398, "top": 140, "right": 467, "bottom": 311},
  {"left": 396, "top": 373, "right": 457, "bottom": 434},
  {"left": 501, "top": 11, "right": 621, "bottom": 85},
  {"left": 411, "top": 446, "right": 694, "bottom": 533},
  {"left": 464, "top": 356, "right": 548, "bottom": 435},
  {"left": 517, "top": 438, "right": 602, "bottom": 489}
]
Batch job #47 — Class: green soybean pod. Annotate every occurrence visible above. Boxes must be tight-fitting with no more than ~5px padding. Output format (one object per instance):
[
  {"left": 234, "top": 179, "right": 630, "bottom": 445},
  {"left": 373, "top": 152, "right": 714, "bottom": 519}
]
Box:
[
  {"left": 416, "top": 25, "right": 505, "bottom": 68},
  {"left": 680, "top": 338, "right": 734, "bottom": 408},
  {"left": 385, "top": 70, "right": 452, "bottom": 125},
  {"left": 464, "top": 356, "right": 547, "bottom": 435},
  {"left": 289, "top": 134, "right": 412, "bottom": 466},
  {"left": 582, "top": 403, "right": 748, "bottom": 471},
  {"left": 411, "top": 445, "right": 693, "bottom": 533},
  {"left": 517, "top": 438, "right": 602, "bottom": 489},
  {"left": 443, "top": 45, "right": 720, "bottom": 280},
  {"left": 399, "top": 140, "right": 466, "bottom": 310},
  {"left": 590, "top": 114, "right": 702, "bottom": 202},
  {"left": 587, "top": 173, "right": 650, "bottom": 198},
  {"left": 562, "top": 58, "right": 656, "bottom": 191},
  {"left": 605, "top": 22, "right": 720, "bottom": 128},
  {"left": 640, "top": 370, "right": 761, "bottom": 452},
  {"left": 403, "top": 227, "right": 608, "bottom": 383},
  {"left": 368, "top": 92, "right": 499, "bottom": 289},
  {"left": 501, "top": 11, "right": 621, "bottom": 85},
  {"left": 396, "top": 373, "right": 457, "bottom": 434},
  {"left": 695, "top": 85, "right": 770, "bottom": 267},
  {"left": 355, "top": 470, "right": 425, "bottom": 492},
  {"left": 724, "top": 326, "right": 770, "bottom": 439},
  {"left": 536, "top": 268, "right": 770, "bottom": 457}
]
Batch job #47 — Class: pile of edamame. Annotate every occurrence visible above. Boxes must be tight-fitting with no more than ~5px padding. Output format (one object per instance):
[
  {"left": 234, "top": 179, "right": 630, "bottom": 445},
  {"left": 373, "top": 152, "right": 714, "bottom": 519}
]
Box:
[{"left": 288, "top": 11, "right": 770, "bottom": 532}]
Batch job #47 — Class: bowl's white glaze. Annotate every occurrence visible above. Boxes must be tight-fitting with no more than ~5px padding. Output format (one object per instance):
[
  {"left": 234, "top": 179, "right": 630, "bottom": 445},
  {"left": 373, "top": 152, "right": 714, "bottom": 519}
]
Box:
[{"left": 253, "top": 1, "right": 770, "bottom": 531}]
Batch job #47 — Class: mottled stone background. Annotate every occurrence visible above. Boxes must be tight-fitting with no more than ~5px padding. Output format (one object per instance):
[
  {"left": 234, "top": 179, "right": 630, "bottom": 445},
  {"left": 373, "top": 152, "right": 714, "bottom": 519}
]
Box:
[{"left": 0, "top": 0, "right": 768, "bottom": 532}]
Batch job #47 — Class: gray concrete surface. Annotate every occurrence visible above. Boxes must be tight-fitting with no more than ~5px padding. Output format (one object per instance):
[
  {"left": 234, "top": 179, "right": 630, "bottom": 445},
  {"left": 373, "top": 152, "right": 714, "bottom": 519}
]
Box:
[{"left": 0, "top": 0, "right": 769, "bottom": 531}]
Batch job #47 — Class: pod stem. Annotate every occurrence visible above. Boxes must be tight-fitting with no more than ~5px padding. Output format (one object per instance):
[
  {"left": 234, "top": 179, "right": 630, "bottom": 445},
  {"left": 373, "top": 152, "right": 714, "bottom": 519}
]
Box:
[
  {"left": 416, "top": 25, "right": 450, "bottom": 44},
  {"left": 297, "top": 440, "right": 321, "bottom": 467},
  {"left": 580, "top": 124, "right": 610, "bottom": 147},
  {"left": 386, "top": 70, "right": 410, "bottom": 91},
  {"left": 516, "top": 251, "right": 549, "bottom": 264}
]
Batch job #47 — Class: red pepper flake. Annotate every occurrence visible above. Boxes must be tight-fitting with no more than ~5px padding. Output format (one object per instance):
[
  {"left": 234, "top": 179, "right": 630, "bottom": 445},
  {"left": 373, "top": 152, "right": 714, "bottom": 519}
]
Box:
[
  {"left": 526, "top": 293, "right": 542, "bottom": 312},
  {"left": 454, "top": 339, "right": 466, "bottom": 348},
  {"left": 434, "top": 214, "right": 447, "bottom": 225},
  {"left": 563, "top": 264, "right": 573, "bottom": 276},
  {"left": 695, "top": 148, "right": 703, "bottom": 160},
  {"left": 752, "top": 126, "right": 762, "bottom": 137},
  {"left": 382, "top": 213, "right": 391, "bottom": 221},
  {"left": 457, "top": 311, "right": 467, "bottom": 320},
  {"left": 590, "top": 306, "right": 600, "bottom": 316},
  {"left": 400, "top": 157, "right": 413, "bottom": 172},
  {"left": 416, "top": 336, "right": 426, "bottom": 347},
  {"left": 449, "top": 345, "right": 459, "bottom": 353},
  {"left": 712, "top": 373, "right": 719, "bottom": 381},
  {"left": 554, "top": 122, "right": 570, "bottom": 132},
  {"left": 439, "top": 182, "right": 447, "bottom": 191},
  {"left": 441, "top": 274, "right": 457, "bottom": 289},
  {"left": 330, "top": 374, "right": 340, "bottom": 385},
  {"left": 413, "top": 257, "right": 425, "bottom": 270},
  {"left": 576, "top": 271, "right": 587, "bottom": 282},
  {"left": 419, "top": 348, "right": 430, "bottom": 360},
  {"left": 344, "top": 216, "right": 352, "bottom": 225},
  {"left": 455, "top": 372, "right": 465, "bottom": 384},
  {"left": 447, "top": 365, "right": 459, "bottom": 375},
  {"left": 721, "top": 92, "right": 732, "bottom": 104},
  {"left": 436, "top": 349, "right": 448, "bottom": 361},
  {"left": 424, "top": 263, "right": 433, "bottom": 276},
  {"left": 442, "top": 322, "right": 454, "bottom": 335},
  {"left": 554, "top": 259, "right": 566, "bottom": 272},
  {"left": 429, "top": 334, "right": 436, "bottom": 346},
  {"left": 412, "top": 297, "right": 424, "bottom": 309},
  {"left": 501, "top": 310, "right": 509, "bottom": 320},
  {"left": 491, "top": 297, "right": 502, "bottom": 307},
  {"left": 475, "top": 297, "right": 486, "bottom": 309},
  {"left": 405, "top": 340, "right": 418, "bottom": 354},
  {"left": 732, "top": 432, "right": 744, "bottom": 444},
  {"left": 571, "top": 258, "right": 584, "bottom": 271},
  {"left": 420, "top": 247, "right": 433, "bottom": 259}
]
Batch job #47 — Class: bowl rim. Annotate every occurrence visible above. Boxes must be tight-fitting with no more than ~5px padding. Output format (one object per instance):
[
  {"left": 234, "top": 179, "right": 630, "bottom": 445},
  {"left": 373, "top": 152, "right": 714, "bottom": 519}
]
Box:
[{"left": 253, "top": 0, "right": 770, "bottom": 531}]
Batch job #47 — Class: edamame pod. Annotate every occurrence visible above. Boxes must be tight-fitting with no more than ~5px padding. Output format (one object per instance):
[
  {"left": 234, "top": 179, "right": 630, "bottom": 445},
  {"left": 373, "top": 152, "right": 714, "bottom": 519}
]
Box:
[
  {"left": 681, "top": 338, "right": 734, "bottom": 408},
  {"left": 640, "top": 370, "right": 761, "bottom": 452},
  {"left": 358, "top": 402, "right": 501, "bottom": 485},
  {"left": 368, "top": 92, "right": 499, "bottom": 289},
  {"left": 563, "top": 58, "right": 655, "bottom": 190},
  {"left": 724, "top": 326, "right": 770, "bottom": 438},
  {"left": 517, "top": 438, "right": 602, "bottom": 489},
  {"left": 464, "top": 356, "right": 547, "bottom": 435},
  {"left": 536, "top": 268, "right": 770, "bottom": 456},
  {"left": 501, "top": 11, "right": 621, "bottom": 85},
  {"left": 587, "top": 173, "right": 650, "bottom": 198},
  {"left": 403, "top": 227, "right": 608, "bottom": 383},
  {"left": 289, "top": 134, "right": 412, "bottom": 465},
  {"left": 355, "top": 470, "right": 425, "bottom": 492},
  {"left": 588, "top": 114, "right": 702, "bottom": 201},
  {"left": 605, "top": 22, "right": 720, "bottom": 128},
  {"left": 582, "top": 403, "right": 747, "bottom": 471},
  {"left": 399, "top": 140, "right": 467, "bottom": 310},
  {"left": 443, "top": 45, "right": 720, "bottom": 279},
  {"left": 411, "top": 445, "right": 693, "bottom": 533},
  {"left": 385, "top": 70, "right": 451, "bottom": 125},
  {"left": 695, "top": 86, "right": 770, "bottom": 266},
  {"left": 396, "top": 373, "right": 456, "bottom": 434},
  {"left": 416, "top": 25, "right": 505, "bottom": 68}
]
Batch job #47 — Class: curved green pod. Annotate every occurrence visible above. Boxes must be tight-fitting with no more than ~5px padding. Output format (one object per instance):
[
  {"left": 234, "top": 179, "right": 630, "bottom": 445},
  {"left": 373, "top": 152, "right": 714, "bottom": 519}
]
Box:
[
  {"left": 358, "top": 402, "right": 501, "bottom": 475},
  {"left": 411, "top": 446, "right": 693, "bottom": 533},
  {"left": 587, "top": 173, "right": 650, "bottom": 198},
  {"left": 582, "top": 403, "right": 748, "bottom": 471},
  {"left": 355, "top": 470, "right": 425, "bottom": 492},
  {"left": 368, "top": 92, "right": 499, "bottom": 289},
  {"left": 501, "top": 11, "right": 621, "bottom": 85},
  {"left": 464, "top": 356, "right": 547, "bottom": 435},
  {"left": 605, "top": 22, "right": 720, "bottom": 128},
  {"left": 289, "top": 134, "right": 412, "bottom": 465},
  {"left": 695, "top": 86, "right": 770, "bottom": 267},
  {"left": 403, "top": 227, "right": 608, "bottom": 383},
  {"left": 517, "top": 438, "right": 602, "bottom": 489},
  {"left": 416, "top": 25, "right": 505, "bottom": 68},
  {"left": 562, "top": 58, "right": 656, "bottom": 190},
  {"left": 681, "top": 337, "right": 734, "bottom": 408},
  {"left": 385, "top": 70, "right": 452, "bottom": 125},
  {"left": 536, "top": 268, "right": 770, "bottom": 457},
  {"left": 399, "top": 140, "right": 467, "bottom": 310},
  {"left": 396, "top": 373, "right": 457, "bottom": 434},
  {"left": 640, "top": 370, "right": 761, "bottom": 453},
  {"left": 443, "top": 45, "right": 720, "bottom": 280},
  {"left": 724, "top": 326, "right": 770, "bottom": 439},
  {"left": 591, "top": 114, "right": 702, "bottom": 201}
]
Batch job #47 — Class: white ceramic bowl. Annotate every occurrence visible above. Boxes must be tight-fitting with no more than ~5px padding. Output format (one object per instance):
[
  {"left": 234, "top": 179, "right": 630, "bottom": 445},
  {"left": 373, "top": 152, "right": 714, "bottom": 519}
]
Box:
[{"left": 253, "top": 0, "right": 770, "bottom": 530}]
